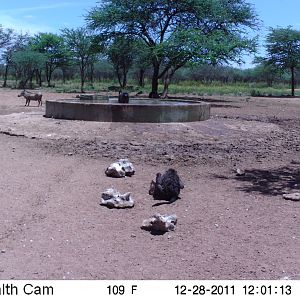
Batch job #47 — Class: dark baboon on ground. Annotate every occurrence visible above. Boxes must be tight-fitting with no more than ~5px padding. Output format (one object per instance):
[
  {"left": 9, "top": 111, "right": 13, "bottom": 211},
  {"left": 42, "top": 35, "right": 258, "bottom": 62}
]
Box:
[
  {"left": 118, "top": 91, "right": 129, "bottom": 103},
  {"left": 149, "top": 168, "right": 184, "bottom": 202}
]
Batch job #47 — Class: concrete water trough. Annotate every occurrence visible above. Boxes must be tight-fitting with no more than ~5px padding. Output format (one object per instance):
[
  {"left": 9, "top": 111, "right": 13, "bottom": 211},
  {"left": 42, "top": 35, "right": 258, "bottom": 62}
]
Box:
[{"left": 44, "top": 97, "right": 210, "bottom": 123}]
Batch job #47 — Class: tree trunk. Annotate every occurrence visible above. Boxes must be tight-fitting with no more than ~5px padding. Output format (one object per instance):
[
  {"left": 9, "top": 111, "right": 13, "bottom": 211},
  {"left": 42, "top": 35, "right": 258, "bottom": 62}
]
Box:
[
  {"left": 80, "top": 57, "right": 87, "bottom": 93},
  {"left": 117, "top": 71, "right": 122, "bottom": 88},
  {"left": 29, "top": 71, "right": 35, "bottom": 89},
  {"left": 150, "top": 64, "right": 160, "bottom": 98},
  {"left": 89, "top": 63, "right": 94, "bottom": 84},
  {"left": 46, "top": 63, "right": 51, "bottom": 87},
  {"left": 62, "top": 67, "right": 67, "bottom": 84},
  {"left": 36, "top": 70, "right": 42, "bottom": 87},
  {"left": 81, "top": 76, "right": 85, "bottom": 93},
  {"left": 122, "top": 67, "right": 127, "bottom": 88},
  {"left": 80, "top": 69, "right": 85, "bottom": 93},
  {"left": 161, "top": 70, "right": 171, "bottom": 99},
  {"left": 138, "top": 69, "right": 145, "bottom": 87},
  {"left": 2, "top": 64, "right": 9, "bottom": 88},
  {"left": 161, "top": 68, "right": 177, "bottom": 99},
  {"left": 291, "top": 66, "right": 295, "bottom": 97},
  {"left": 80, "top": 60, "right": 85, "bottom": 93}
]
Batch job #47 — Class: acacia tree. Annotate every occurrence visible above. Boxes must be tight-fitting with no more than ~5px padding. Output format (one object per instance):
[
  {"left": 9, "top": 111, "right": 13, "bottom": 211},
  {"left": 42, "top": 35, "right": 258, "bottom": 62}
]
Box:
[
  {"left": 0, "top": 25, "right": 13, "bottom": 48},
  {"left": 87, "top": 0, "right": 258, "bottom": 98},
  {"left": 133, "top": 39, "right": 152, "bottom": 87},
  {"left": 12, "top": 50, "right": 46, "bottom": 89},
  {"left": 0, "top": 25, "right": 18, "bottom": 87},
  {"left": 2, "top": 33, "right": 31, "bottom": 87},
  {"left": 106, "top": 36, "right": 136, "bottom": 88},
  {"left": 263, "top": 27, "right": 300, "bottom": 96},
  {"left": 253, "top": 57, "right": 281, "bottom": 87},
  {"left": 30, "top": 33, "right": 69, "bottom": 87},
  {"left": 61, "top": 27, "right": 97, "bottom": 92}
]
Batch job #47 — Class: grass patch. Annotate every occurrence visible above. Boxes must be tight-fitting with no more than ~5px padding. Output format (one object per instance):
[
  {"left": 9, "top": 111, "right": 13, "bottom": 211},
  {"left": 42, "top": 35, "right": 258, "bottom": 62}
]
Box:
[
  {"left": 1, "top": 78, "right": 299, "bottom": 97},
  {"left": 164, "top": 81, "right": 297, "bottom": 97}
]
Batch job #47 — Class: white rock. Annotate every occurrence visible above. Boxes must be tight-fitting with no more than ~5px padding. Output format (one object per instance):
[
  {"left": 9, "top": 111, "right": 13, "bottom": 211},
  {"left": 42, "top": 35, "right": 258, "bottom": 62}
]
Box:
[
  {"left": 105, "top": 159, "right": 135, "bottom": 178},
  {"left": 283, "top": 193, "right": 300, "bottom": 201},
  {"left": 141, "top": 214, "right": 177, "bottom": 232},
  {"left": 236, "top": 168, "right": 245, "bottom": 176},
  {"left": 100, "top": 188, "right": 134, "bottom": 208},
  {"left": 105, "top": 162, "right": 125, "bottom": 177}
]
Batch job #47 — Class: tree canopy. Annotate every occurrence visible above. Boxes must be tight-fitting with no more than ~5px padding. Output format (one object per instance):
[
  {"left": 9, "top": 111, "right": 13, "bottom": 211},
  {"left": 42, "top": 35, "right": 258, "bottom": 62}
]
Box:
[
  {"left": 263, "top": 26, "right": 300, "bottom": 96},
  {"left": 12, "top": 50, "right": 46, "bottom": 89},
  {"left": 61, "top": 27, "right": 97, "bottom": 92},
  {"left": 0, "top": 25, "right": 14, "bottom": 49},
  {"left": 87, "top": 0, "right": 259, "bottom": 97},
  {"left": 30, "top": 33, "right": 68, "bottom": 87},
  {"left": 106, "top": 36, "right": 136, "bottom": 88}
]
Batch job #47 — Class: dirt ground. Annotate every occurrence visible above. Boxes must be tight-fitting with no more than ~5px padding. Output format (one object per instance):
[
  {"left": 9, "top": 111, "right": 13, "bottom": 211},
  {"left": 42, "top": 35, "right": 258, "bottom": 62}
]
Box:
[{"left": 0, "top": 89, "right": 299, "bottom": 280}]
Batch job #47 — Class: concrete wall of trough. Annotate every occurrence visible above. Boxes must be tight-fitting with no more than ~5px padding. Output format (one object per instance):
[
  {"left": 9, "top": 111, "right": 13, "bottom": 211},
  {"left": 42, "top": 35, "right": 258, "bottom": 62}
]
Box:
[{"left": 44, "top": 100, "right": 210, "bottom": 123}]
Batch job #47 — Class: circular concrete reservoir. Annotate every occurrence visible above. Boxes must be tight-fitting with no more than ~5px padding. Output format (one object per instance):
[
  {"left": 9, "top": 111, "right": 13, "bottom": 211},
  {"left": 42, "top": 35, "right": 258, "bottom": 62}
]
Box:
[{"left": 45, "top": 98, "right": 210, "bottom": 123}]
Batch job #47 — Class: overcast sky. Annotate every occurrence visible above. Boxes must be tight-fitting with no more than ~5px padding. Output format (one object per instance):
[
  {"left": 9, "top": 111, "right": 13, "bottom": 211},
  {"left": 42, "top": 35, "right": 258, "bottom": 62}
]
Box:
[{"left": 1, "top": 0, "right": 300, "bottom": 68}]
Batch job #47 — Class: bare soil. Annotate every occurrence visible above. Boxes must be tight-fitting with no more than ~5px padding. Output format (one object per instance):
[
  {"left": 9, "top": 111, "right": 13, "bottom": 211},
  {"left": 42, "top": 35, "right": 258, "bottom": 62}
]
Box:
[{"left": 0, "top": 89, "right": 299, "bottom": 280}]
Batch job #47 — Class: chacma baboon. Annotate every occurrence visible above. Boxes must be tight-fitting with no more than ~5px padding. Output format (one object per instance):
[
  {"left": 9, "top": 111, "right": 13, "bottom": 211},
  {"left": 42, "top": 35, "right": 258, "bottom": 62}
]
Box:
[
  {"left": 118, "top": 91, "right": 129, "bottom": 103},
  {"left": 149, "top": 168, "right": 184, "bottom": 202}
]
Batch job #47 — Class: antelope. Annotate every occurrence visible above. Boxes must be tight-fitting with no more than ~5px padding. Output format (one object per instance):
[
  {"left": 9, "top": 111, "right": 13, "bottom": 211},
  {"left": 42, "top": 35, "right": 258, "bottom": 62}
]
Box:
[{"left": 18, "top": 90, "right": 43, "bottom": 107}]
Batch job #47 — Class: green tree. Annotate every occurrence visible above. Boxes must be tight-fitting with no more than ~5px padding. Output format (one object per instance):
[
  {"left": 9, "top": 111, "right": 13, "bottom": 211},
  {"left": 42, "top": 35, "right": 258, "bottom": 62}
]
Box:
[
  {"left": 0, "top": 25, "right": 13, "bottom": 48},
  {"left": 0, "top": 25, "right": 18, "bottom": 87},
  {"left": 133, "top": 39, "right": 152, "bottom": 87},
  {"left": 12, "top": 50, "right": 46, "bottom": 89},
  {"left": 87, "top": 0, "right": 258, "bottom": 98},
  {"left": 30, "top": 33, "right": 69, "bottom": 87},
  {"left": 264, "top": 26, "right": 300, "bottom": 96},
  {"left": 106, "top": 36, "right": 136, "bottom": 88},
  {"left": 61, "top": 27, "right": 97, "bottom": 92},
  {"left": 253, "top": 57, "right": 281, "bottom": 87}
]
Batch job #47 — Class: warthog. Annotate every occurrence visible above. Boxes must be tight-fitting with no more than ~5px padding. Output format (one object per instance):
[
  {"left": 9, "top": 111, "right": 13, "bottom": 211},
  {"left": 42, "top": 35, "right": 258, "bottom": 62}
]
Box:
[{"left": 18, "top": 90, "right": 43, "bottom": 107}]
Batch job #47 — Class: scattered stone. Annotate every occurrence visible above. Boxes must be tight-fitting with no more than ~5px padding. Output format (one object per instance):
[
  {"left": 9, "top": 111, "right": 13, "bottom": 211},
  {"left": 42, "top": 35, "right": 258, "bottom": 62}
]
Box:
[
  {"left": 235, "top": 168, "right": 245, "bottom": 176},
  {"left": 166, "top": 154, "right": 175, "bottom": 161},
  {"left": 281, "top": 273, "right": 300, "bottom": 280},
  {"left": 0, "top": 249, "right": 6, "bottom": 253},
  {"left": 105, "top": 159, "right": 135, "bottom": 178},
  {"left": 129, "top": 141, "right": 144, "bottom": 146},
  {"left": 100, "top": 188, "right": 134, "bottom": 208},
  {"left": 141, "top": 214, "right": 177, "bottom": 232},
  {"left": 282, "top": 193, "right": 300, "bottom": 201}
]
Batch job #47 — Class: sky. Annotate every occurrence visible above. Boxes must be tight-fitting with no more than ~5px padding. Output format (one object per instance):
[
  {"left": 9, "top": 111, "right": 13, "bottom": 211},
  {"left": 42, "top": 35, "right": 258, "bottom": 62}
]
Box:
[
  {"left": 241, "top": 0, "right": 300, "bottom": 67},
  {"left": 1, "top": 0, "right": 300, "bottom": 68},
  {"left": 0, "top": 0, "right": 96, "bottom": 33}
]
